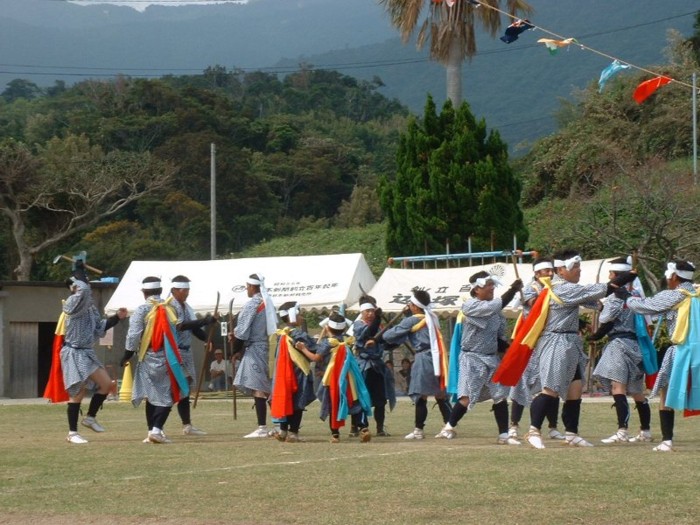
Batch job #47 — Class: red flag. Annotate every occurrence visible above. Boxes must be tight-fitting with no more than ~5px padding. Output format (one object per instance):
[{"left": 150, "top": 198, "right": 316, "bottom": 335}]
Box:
[
  {"left": 328, "top": 344, "right": 353, "bottom": 428},
  {"left": 151, "top": 304, "right": 186, "bottom": 403},
  {"left": 633, "top": 76, "right": 672, "bottom": 104},
  {"left": 43, "top": 332, "right": 69, "bottom": 403},
  {"left": 270, "top": 335, "right": 298, "bottom": 419},
  {"left": 644, "top": 372, "right": 657, "bottom": 391},
  {"left": 493, "top": 288, "right": 550, "bottom": 386}
]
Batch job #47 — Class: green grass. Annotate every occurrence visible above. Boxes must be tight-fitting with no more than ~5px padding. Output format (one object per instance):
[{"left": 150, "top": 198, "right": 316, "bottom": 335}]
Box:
[{"left": 1, "top": 398, "right": 700, "bottom": 524}]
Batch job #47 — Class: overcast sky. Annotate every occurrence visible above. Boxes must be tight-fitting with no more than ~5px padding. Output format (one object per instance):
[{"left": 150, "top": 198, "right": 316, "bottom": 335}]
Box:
[{"left": 68, "top": 0, "right": 247, "bottom": 12}]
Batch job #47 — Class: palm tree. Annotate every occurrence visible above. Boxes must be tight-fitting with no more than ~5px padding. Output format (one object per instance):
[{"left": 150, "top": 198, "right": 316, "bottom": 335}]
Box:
[{"left": 380, "top": 0, "right": 532, "bottom": 106}]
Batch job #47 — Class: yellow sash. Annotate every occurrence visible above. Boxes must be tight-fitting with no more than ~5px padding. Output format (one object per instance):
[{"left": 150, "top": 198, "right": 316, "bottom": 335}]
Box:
[
  {"left": 410, "top": 313, "right": 426, "bottom": 332},
  {"left": 671, "top": 288, "right": 700, "bottom": 344},
  {"left": 138, "top": 296, "right": 177, "bottom": 361},
  {"left": 275, "top": 328, "right": 311, "bottom": 376},
  {"left": 519, "top": 277, "right": 562, "bottom": 349}
]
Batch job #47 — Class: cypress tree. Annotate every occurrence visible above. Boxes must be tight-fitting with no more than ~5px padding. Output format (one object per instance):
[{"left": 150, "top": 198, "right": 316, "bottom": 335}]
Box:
[{"left": 381, "top": 95, "right": 527, "bottom": 256}]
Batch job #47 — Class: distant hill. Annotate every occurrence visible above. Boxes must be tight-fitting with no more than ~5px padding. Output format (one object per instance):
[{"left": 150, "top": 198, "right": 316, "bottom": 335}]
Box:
[{"left": 0, "top": 0, "right": 696, "bottom": 150}]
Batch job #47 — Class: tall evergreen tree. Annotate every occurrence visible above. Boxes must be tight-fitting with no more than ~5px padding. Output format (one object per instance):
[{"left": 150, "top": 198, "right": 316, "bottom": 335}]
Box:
[{"left": 381, "top": 95, "right": 527, "bottom": 257}]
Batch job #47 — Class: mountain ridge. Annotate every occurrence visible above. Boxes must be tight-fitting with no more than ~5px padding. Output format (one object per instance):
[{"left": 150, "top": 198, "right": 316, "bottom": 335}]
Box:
[{"left": 0, "top": 0, "right": 696, "bottom": 149}]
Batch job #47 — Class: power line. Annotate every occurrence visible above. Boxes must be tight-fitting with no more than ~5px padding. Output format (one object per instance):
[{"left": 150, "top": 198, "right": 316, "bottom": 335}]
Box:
[{"left": 0, "top": 10, "right": 694, "bottom": 79}]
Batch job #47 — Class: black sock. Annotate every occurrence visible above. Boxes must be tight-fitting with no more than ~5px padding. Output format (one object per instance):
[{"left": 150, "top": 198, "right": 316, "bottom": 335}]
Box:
[
  {"left": 510, "top": 400, "right": 524, "bottom": 426},
  {"left": 177, "top": 397, "right": 191, "bottom": 426},
  {"left": 145, "top": 401, "right": 155, "bottom": 431},
  {"left": 374, "top": 404, "right": 386, "bottom": 431},
  {"left": 254, "top": 397, "right": 267, "bottom": 426},
  {"left": 289, "top": 410, "right": 303, "bottom": 433},
  {"left": 436, "top": 398, "right": 452, "bottom": 423},
  {"left": 659, "top": 410, "right": 674, "bottom": 441},
  {"left": 546, "top": 397, "right": 560, "bottom": 429},
  {"left": 352, "top": 411, "right": 368, "bottom": 429},
  {"left": 492, "top": 400, "right": 509, "bottom": 434},
  {"left": 562, "top": 399, "right": 582, "bottom": 434},
  {"left": 152, "top": 405, "right": 172, "bottom": 430},
  {"left": 67, "top": 402, "right": 81, "bottom": 432},
  {"left": 530, "top": 394, "right": 555, "bottom": 430},
  {"left": 635, "top": 399, "right": 651, "bottom": 431},
  {"left": 448, "top": 402, "right": 468, "bottom": 427},
  {"left": 415, "top": 397, "right": 428, "bottom": 429},
  {"left": 87, "top": 393, "right": 107, "bottom": 418},
  {"left": 613, "top": 394, "right": 629, "bottom": 429}
]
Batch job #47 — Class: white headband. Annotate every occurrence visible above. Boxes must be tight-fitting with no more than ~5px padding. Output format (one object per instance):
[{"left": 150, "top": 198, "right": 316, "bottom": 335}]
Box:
[
  {"left": 278, "top": 304, "right": 299, "bottom": 322},
  {"left": 327, "top": 319, "right": 347, "bottom": 330},
  {"left": 360, "top": 302, "right": 376, "bottom": 312},
  {"left": 563, "top": 255, "right": 582, "bottom": 271},
  {"left": 665, "top": 262, "right": 694, "bottom": 281},
  {"left": 608, "top": 263, "right": 632, "bottom": 273},
  {"left": 472, "top": 274, "right": 503, "bottom": 289},
  {"left": 410, "top": 295, "right": 428, "bottom": 310},
  {"left": 533, "top": 261, "right": 553, "bottom": 272},
  {"left": 246, "top": 275, "right": 263, "bottom": 286},
  {"left": 142, "top": 281, "right": 162, "bottom": 290},
  {"left": 553, "top": 259, "right": 565, "bottom": 268},
  {"left": 171, "top": 281, "right": 190, "bottom": 289}
]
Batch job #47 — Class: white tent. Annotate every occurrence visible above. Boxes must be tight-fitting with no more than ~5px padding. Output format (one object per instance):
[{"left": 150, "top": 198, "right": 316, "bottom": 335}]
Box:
[
  {"left": 362, "top": 259, "right": 611, "bottom": 318},
  {"left": 104, "top": 253, "right": 376, "bottom": 316}
]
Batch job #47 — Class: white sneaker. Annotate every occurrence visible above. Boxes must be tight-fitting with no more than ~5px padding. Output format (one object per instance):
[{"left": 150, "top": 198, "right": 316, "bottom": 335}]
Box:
[
  {"left": 267, "top": 426, "right": 281, "bottom": 438},
  {"left": 148, "top": 431, "right": 170, "bottom": 444},
  {"left": 525, "top": 429, "right": 545, "bottom": 449},
  {"left": 566, "top": 433, "right": 594, "bottom": 447},
  {"left": 66, "top": 432, "right": 88, "bottom": 444},
  {"left": 142, "top": 436, "right": 151, "bottom": 444},
  {"left": 548, "top": 428, "right": 565, "bottom": 440},
  {"left": 435, "top": 424, "right": 456, "bottom": 439},
  {"left": 652, "top": 440, "right": 674, "bottom": 452},
  {"left": 508, "top": 425, "right": 519, "bottom": 439},
  {"left": 183, "top": 424, "right": 207, "bottom": 436},
  {"left": 497, "top": 432, "right": 521, "bottom": 445},
  {"left": 601, "top": 429, "right": 629, "bottom": 444},
  {"left": 243, "top": 426, "right": 269, "bottom": 438},
  {"left": 81, "top": 416, "right": 105, "bottom": 433},
  {"left": 629, "top": 430, "right": 653, "bottom": 443},
  {"left": 404, "top": 428, "right": 425, "bottom": 440}
]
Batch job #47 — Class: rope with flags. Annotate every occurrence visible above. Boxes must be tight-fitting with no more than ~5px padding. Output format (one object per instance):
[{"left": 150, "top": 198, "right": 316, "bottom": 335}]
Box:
[{"left": 471, "top": 1, "right": 696, "bottom": 102}]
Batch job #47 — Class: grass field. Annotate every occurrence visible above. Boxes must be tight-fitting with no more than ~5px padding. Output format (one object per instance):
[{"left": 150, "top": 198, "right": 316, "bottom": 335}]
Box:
[{"left": 1, "top": 396, "right": 700, "bottom": 525}]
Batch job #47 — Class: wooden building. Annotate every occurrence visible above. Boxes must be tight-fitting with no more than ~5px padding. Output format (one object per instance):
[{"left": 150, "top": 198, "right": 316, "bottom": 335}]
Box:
[{"left": 0, "top": 281, "right": 123, "bottom": 399}]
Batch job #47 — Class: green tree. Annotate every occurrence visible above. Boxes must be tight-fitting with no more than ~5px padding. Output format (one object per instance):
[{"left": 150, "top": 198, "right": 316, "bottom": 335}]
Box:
[
  {"left": 380, "top": 0, "right": 531, "bottom": 105},
  {"left": 689, "top": 10, "right": 700, "bottom": 62},
  {"left": 519, "top": 30, "right": 697, "bottom": 206},
  {"left": 2, "top": 79, "right": 42, "bottom": 103},
  {"left": 0, "top": 135, "right": 176, "bottom": 280},
  {"left": 381, "top": 95, "right": 527, "bottom": 257}
]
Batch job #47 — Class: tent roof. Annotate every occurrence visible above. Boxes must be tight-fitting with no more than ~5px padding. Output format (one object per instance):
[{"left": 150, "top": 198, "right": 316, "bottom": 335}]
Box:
[
  {"left": 104, "top": 253, "right": 376, "bottom": 316},
  {"left": 359, "top": 259, "right": 611, "bottom": 318}
]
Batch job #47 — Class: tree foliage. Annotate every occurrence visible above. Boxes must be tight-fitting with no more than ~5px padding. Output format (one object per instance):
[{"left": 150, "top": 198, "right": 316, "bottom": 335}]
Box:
[
  {"left": 381, "top": 95, "right": 527, "bottom": 257},
  {"left": 0, "top": 135, "right": 176, "bottom": 279},
  {"left": 518, "top": 30, "right": 698, "bottom": 206},
  {"left": 0, "top": 68, "right": 408, "bottom": 280}
]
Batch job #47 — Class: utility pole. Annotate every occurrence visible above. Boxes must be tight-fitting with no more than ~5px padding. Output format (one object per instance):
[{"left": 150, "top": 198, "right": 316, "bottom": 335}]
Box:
[{"left": 210, "top": 143, "right": 216, "bottom": 259}]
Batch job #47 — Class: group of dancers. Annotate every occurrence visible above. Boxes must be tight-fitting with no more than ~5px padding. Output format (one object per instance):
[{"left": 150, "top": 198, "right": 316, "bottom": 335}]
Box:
[{"left": 54, "top": 252, "right": 699, "bottom": 451}]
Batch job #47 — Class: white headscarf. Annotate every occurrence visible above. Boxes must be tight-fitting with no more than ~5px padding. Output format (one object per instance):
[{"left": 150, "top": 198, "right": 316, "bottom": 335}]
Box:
[
  {"left": 411, "top": 294, "right": 441, "bottom": 377},
  {"left": 665, "top": 262, "right": 694, "bottom": 281},
  {"left": 248, "top": 274, "right": 277, "bottom": 335}
]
